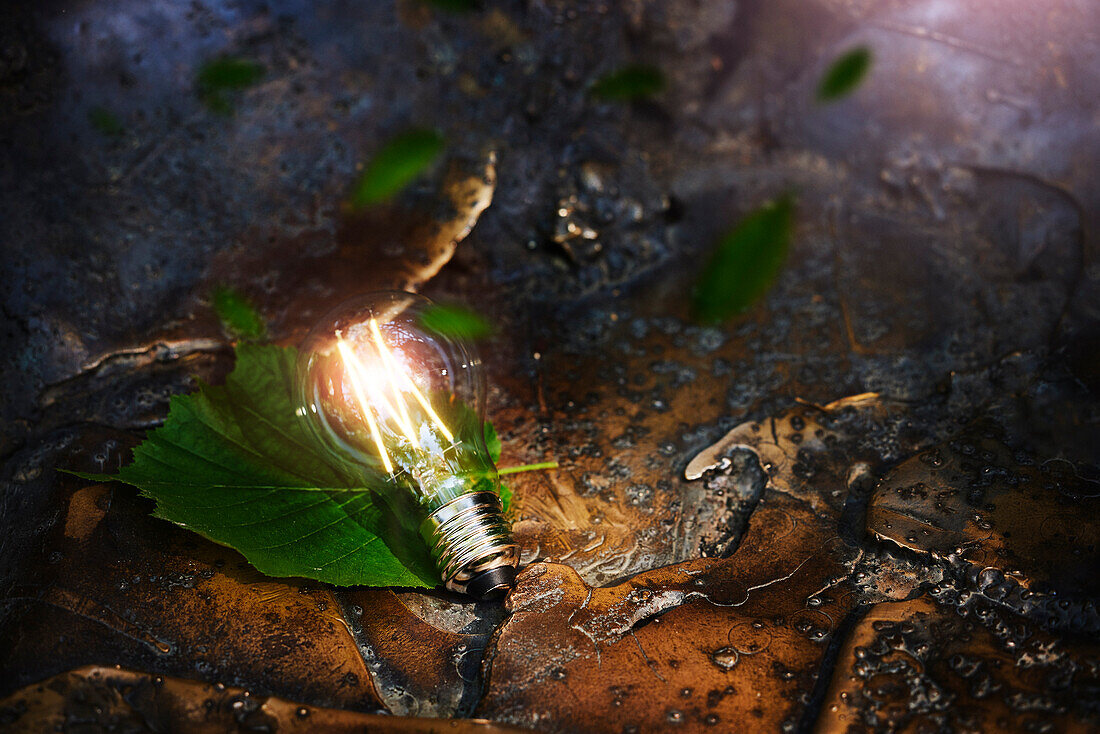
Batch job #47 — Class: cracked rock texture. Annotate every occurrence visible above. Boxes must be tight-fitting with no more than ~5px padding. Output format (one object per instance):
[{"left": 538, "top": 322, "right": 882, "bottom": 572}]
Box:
[{"left": 1, "top": 0, "right": 1098, "bottom": 732}]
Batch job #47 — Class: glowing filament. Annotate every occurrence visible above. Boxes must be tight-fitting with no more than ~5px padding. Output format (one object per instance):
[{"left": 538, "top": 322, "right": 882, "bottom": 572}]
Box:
[
  {"left": 336, "top": 339, "right": 393, "bottom": 474},
  {"left": 367, "top": 319, "right": 421, "bottom": 445},
  {"left": 335, "top": 320, "right": 456, "bottom": 474},
  {"left": 368, "top": 318, "right": 454, "bottom": 443}
]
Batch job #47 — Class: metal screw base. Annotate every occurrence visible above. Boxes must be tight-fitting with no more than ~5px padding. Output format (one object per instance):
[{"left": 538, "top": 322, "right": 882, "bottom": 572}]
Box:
[{"left": 420, "top": 491, "right": 518, "bottom": 598}]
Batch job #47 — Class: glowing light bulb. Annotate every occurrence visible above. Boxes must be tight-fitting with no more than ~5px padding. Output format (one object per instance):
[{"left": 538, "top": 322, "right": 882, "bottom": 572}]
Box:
[{"left": 296, "top": 291, "right": 517, "bottom": 599}]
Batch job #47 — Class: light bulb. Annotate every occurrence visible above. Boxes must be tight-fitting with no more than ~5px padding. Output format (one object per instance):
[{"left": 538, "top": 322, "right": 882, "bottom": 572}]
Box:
[{"left": 296, "top": 291, "right": 517, "bottom": 599}]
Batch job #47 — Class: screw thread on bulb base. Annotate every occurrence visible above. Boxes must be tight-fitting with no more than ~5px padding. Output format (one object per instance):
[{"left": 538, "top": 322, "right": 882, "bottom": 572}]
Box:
[{"left": 420, "top": 491, "right": 518, "bottom": 599}]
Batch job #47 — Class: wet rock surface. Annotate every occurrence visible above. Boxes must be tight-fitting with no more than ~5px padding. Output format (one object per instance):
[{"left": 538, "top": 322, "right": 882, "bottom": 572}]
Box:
[
  {"left": 868, "top": 427, "right": 1100, "bottom": 633},
  {"left": 0, "top": 666, "right": 528, "bottom": 733},
  {"left": 2, "top": 0, "right": 1098, "bottom": 731},
  {"left": 815, "top": 596, "right": 1100, "bottom": 733},
  {"left": 478, "top": 407, "right": 863, "bottom": 732}
]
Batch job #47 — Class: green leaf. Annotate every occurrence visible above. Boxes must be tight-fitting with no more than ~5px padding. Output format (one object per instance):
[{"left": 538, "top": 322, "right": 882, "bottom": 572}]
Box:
[
  {"left": 692, "top": 195, "right": 795, "bottom": 324},
  {"left": 484, "top": 420, "right": 501, "bottom": 464},
  {"left": 350, "top": 129, "right": 445, "bottom": 208},
  {"left": 423, "top": 0, "right": 479, "bottom": 11},
  {"left": 89, "top": 106, "right": 124, "bottom": 137},
  {"left": 211, "top": 285, "right": 267, "bottom": 341},
  {"left": 590, "top": 65, "right": 666, "bottom": 101},
  {"left": 73, "top": 343, "right": 438, "bottom": 588},
  {"left": 420, "top": 303, "right": 494, "bottom": 341},
  {"left": 197, "top": 56, "right": 265, "bottom": 114},
  {"left": 198, "top": 56, "right": 266, "bottom": 91},
  {"left": 817, "top": 47, "right": 872, "bottom": 102}
]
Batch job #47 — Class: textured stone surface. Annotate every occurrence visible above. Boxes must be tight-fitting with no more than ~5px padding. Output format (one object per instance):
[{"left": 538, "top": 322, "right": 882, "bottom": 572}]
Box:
[
  {"left": 2, "top": 0, "right": 1098, "bottom": 731},
  {"left": 868, "top": 426, "right": 1100, "bottom": 633},
  {"left": 815, "top": 596, "right": 1100, "bottom": 733},
  {"left": 0, "top": 666, "right": 526, "bottom": 733},
  {"left": 477, "top": 493, "right": 858, "bottom": 732}
]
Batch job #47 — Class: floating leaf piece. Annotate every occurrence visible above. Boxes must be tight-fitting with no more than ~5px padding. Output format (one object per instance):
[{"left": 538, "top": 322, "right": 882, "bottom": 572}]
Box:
[
  {"left": 419, "top": 303, "right": 494, "bottom": 341},
  {"left": 197, "top": 56, "right": 265, "bottom": 113},
  {"left": 73, "top": 344, "right": 439, "bottom": 588},
  {"left": 198, "top": 56, "right": 266, "bottom": 91},
  {"left": 211, "top": 285, "right": 267, "bottom": 341},
  {"left": 817, "top": 47, "right": 872, "bottom": 102},
  {"left": 693, "top": 195, "right": 795, "bottom": 324},
  {"left": 423, "top": 0, "right": 479, "bottom": 11},
  {"left": 350, "top": 129, "right": 446, "bottom": 208},
  {"left": 88, "top": 107, "right": 124, "bottom": 137},
  {"left": 590, "top": 64, "right": 666, "bottom": 101}
]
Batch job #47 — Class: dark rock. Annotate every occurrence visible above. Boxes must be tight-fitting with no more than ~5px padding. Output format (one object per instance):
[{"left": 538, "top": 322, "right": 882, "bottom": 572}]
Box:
[{"left": 1, "top": 0, "right": 1097, "bottom": 730}]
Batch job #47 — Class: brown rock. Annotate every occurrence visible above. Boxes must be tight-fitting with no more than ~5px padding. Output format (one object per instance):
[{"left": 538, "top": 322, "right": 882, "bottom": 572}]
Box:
[
  {"left": 477, "top": 489, "right": 859, "bottom": 732},
  {"left": 867, "top": 427, "right": 1100, "bottom": 628},
  {"left": 336, "top": 587, "right": 503, "bottom": 717},
  {"left": 0, "top": 666, "right": 528, "bottom": 733},
  {"left": 815, "top": 596, "right": 1100, "bottom": 733}
]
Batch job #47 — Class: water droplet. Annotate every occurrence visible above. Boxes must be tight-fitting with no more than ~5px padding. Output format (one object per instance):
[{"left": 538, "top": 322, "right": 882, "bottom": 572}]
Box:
[{"left": 710, "top": 647, "right": 738, "bottom": 670}]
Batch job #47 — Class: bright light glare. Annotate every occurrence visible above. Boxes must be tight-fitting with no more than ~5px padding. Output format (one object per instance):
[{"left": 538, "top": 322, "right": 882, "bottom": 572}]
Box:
[
  {"left": 367, "top": 318, "right": 455, "bottom": 443},
  {"left": 335, "top": 319, "right": 455, "bottom": 474},
  {"left": 336, "top": 339, "right": 394, "bottom": 474}
]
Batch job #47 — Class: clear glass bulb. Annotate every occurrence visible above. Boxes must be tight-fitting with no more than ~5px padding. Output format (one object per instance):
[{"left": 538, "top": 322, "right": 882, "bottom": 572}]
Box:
[{"left": 296, "top": 291, "right": 517, "bottom": 598}]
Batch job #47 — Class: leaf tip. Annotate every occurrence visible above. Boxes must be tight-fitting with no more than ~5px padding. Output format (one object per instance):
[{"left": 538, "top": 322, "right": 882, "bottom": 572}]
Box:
[
  {"left": 419, "top": 303, "right": 494, "bottom": 342},
  {"left": 817, "top": 46, "right": 873, "bottom": 103},
  {"left": 211, "top": 285, "right": 267, "bottom": 341},
  {"left": 197, "top": 56, "right": 265, "bottom": 114},
  {"left": 590, "top": 64, "right": 667, "bottom": 102},
  {"left": 350, "top": 128, "right": 446, "bottom": 209},
  {"left": 691, "top": 193, "right": 797, "bottom": 324}
]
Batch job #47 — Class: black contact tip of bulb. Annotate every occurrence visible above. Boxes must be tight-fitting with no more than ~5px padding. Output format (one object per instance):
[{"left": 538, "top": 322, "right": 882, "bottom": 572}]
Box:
[{"left": 466, "top": 566, "right": 516, "bottom": 601}]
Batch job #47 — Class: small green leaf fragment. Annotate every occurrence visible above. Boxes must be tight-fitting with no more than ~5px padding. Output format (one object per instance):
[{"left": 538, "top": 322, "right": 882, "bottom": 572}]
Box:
[
  {"left": 211, "top": 285, "right": 267, "bottom": 341},
  {"left": 419, "top": 303, "right": 493, "bottom": 341},
  {"left": 198, "top": 57, "right": 266, "bottom": 91},
  {"left": 590, "top": 65, "right": 666, "bottom": 101},
  {"left": 692, "top": 195, "right": 795, "bottom": 324},
  {"left": 483, "top": 420, "right": 502, "bottom": 464},
  {"left": 423, "top": 0, "right": 479, "bottom": 11},
  {"left": 89, "top": 106, "right": 124, "bottom": 137},
  {"left": 197, "top": 56, "right": 265, "bottom": 113},
  {"left": 350, "top": 129, "right": 445, "bottom": 208},
  {"left": 817, "top": 47, "right": 872, "bottom": 102},
  {"left": 498, "top": 482, "right": 513, "bottom": 512}
]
